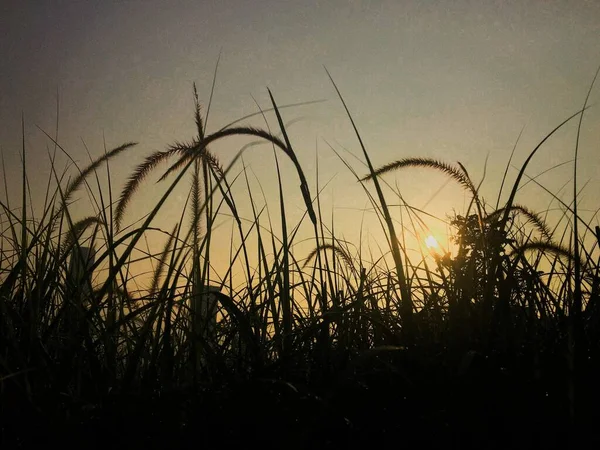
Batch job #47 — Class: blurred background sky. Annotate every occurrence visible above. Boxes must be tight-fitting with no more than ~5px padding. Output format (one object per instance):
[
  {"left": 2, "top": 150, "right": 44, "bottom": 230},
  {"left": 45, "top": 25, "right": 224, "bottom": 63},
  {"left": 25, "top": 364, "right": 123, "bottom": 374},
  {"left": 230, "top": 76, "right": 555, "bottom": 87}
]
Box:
[{"left": 2, "top": 0, "right": 600, "bottom": 285}]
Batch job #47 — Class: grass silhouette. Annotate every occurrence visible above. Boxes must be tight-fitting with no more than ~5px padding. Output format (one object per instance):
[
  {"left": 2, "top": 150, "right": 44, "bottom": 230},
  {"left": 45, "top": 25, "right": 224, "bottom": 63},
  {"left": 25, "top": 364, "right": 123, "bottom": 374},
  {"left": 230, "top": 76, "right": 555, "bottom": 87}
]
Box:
[{"left": 2, "top": 67, "right": 600, "bottom": 449}]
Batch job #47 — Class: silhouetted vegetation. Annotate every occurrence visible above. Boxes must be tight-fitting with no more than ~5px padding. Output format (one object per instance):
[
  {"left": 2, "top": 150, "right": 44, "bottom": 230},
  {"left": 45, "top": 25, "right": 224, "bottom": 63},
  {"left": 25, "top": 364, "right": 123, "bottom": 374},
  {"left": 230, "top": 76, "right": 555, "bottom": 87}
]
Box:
[{"left": 2, "top": 68, "right": 600, "bottom": 449}]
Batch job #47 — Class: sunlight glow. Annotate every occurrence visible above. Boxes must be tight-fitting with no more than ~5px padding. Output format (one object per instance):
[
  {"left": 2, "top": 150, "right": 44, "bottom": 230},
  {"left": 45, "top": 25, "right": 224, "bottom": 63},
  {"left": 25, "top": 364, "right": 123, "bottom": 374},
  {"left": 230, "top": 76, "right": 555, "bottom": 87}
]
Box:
[{"left": 425, "top": 235, "right": 439, "bottom": 250}]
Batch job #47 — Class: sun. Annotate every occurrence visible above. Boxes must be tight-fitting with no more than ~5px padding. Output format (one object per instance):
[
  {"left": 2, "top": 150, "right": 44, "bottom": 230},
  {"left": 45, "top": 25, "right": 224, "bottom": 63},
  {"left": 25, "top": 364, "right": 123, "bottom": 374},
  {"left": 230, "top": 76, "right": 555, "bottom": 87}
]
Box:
[{"left": 424, "top": 235, "right": 440, "bottom": 250}]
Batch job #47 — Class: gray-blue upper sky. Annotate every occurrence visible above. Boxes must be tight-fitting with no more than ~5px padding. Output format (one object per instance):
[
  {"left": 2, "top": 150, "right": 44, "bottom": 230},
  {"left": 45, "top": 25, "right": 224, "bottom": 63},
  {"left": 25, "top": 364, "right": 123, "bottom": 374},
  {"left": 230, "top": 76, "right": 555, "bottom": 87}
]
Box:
[{"left": 2, "top": 0, "right": 600, "bottom": 267}]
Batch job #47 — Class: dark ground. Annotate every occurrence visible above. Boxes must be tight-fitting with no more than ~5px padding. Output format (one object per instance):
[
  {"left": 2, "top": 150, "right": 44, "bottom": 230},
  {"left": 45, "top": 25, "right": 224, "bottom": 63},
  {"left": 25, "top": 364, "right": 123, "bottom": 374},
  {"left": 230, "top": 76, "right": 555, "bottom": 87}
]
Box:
[{"left": 4, "top": 350, "right": 599, "bottom": 450}]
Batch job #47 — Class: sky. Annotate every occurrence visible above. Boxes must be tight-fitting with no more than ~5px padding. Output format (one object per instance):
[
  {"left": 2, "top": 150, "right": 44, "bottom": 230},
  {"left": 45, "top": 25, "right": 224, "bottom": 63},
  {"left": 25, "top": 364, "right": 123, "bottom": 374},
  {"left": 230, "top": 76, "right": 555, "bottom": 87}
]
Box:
[{"left": 2, "top": 0, "right": 600, "bottom": 286}]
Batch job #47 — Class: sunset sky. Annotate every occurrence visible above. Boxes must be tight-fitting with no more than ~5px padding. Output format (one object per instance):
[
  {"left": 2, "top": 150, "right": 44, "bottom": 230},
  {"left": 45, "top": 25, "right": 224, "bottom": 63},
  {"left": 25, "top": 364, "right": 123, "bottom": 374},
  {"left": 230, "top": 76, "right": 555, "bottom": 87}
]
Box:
[{"left": 2, "top": 0, "right": 600, "bottom": 281}]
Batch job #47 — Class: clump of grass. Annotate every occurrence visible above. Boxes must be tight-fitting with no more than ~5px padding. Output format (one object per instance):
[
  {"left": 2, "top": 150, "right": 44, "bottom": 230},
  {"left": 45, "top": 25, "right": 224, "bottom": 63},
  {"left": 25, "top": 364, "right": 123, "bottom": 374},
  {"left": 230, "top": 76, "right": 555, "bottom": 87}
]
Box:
[{"left": 1, "top": 66, "right": 600, "bottom": 449}]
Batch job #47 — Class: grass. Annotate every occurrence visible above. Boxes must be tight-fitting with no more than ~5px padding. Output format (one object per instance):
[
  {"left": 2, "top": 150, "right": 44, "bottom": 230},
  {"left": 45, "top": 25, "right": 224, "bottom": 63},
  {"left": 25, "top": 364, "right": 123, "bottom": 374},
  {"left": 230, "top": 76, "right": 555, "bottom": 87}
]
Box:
[{"left": 2, "top": 67, "right": 600, "bottom": 449}]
